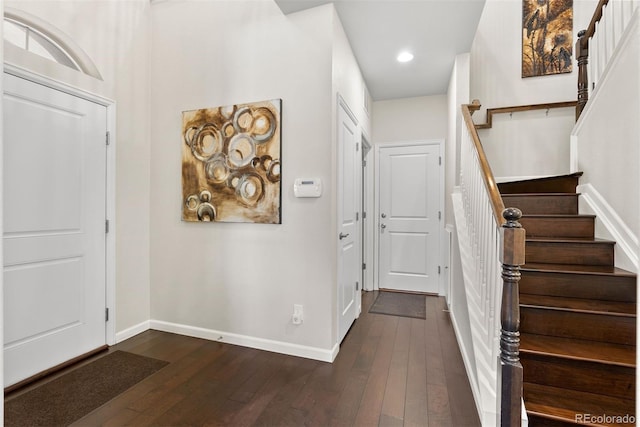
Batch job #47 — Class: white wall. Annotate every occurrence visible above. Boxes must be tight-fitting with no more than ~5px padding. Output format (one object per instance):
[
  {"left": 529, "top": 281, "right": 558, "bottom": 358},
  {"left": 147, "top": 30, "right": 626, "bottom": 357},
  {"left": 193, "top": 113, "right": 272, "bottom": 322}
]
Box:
[
  {"left": 470, "top": 0, "right": 597, "bottom": 117},
  {"left": 478, "top": 106, "right": 576, "bottom": 180},
  {"left": 331, "top": 6, "right": 373, "bottom": 313},
  {"left": 331, "top": 8, "right": 371, "bottom": 135},
  {"left": 372, "top": 95, "right": 447, "bottom": 144},
  {"left": 149, "top": 1, "right": 339, "bottom": 356},
  {"left": 572, "top": 11, "right": 640, "bottom": 269},
  {"left": 446, "top": 53, "right": 480, "bottom": 420},
  {"left": 4, "top": 0, "right": 152, "bottom": 335},
  {"left": 446, "top": 54, "right": 470, "bottom": 225},
  {"left": 469, "top": 0, "right": 597, "bottom": 179}
]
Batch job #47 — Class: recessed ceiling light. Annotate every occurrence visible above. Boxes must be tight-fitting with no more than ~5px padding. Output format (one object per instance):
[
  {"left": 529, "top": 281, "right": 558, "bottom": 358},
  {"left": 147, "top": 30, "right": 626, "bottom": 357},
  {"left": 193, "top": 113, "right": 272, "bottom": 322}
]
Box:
[{"left": 397, "top": 51, "right": 414, "bottom": 63}]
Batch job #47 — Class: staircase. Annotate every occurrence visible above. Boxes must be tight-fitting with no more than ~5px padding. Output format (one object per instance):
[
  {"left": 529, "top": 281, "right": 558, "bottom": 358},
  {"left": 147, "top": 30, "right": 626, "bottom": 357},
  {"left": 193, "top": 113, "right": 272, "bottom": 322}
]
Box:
[{"left": 499, "top": 172, "right": 636, "bottom": 426}]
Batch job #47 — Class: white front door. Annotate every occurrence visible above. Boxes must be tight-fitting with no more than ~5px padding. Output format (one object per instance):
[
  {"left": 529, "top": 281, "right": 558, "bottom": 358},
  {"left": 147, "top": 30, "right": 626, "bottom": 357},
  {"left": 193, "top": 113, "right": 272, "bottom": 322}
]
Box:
[
  {"left": 337, "top": 100, "right": 360, "bottom": 343},
  {"left": 378, "top": 143, "right": 440, "bottom": 293},
  {"left": 3, "top": 73, "right": 107, "bottom": 387}
]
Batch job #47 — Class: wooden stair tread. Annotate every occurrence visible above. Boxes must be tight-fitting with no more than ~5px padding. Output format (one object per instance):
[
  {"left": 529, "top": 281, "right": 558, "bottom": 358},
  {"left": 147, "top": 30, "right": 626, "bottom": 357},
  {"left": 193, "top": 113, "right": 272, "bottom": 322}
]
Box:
[
  {"left": 526, "top": 237, "right": 614, "bottom": 243},
  {"left": 520, "top": 294, "right": 636, "bottom": 316},
  {"left": 503, "top": 192, "right": 581, "bottom": 197},
  {"left": 521, "top": 214, "right": 595, "bottom": 219},
  {"left": 520, "top": 334, "right": 635, "bottom": 367},
  {"left": 522, "top": 263, "right": 635, "bottom": 276},
  {"left": 524, "top": 383, "right": 634, "bottom": 426}
]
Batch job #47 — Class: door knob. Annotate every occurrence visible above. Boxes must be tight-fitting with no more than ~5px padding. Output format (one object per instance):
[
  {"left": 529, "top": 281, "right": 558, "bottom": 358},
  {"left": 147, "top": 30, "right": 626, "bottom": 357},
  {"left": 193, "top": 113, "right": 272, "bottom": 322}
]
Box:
[
  {"left": 339, "top": 232, "right": 350, "bottom": 240},
  {"left": 381, "top": 213, "right": 387, "bottom": 218},
  {"left": 380, "top": 224, "right": 386, "bottom": 229}
]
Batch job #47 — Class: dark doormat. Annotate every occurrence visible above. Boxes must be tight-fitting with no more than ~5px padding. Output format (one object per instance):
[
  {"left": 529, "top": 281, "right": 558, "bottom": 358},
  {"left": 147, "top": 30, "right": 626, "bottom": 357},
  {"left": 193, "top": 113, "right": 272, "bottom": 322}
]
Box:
[
  {"left": 368, "top": 291, "right": 427, "bottom": 319},
  {"left": 4, "top": 350, "right": 168, "bottom": 427}
]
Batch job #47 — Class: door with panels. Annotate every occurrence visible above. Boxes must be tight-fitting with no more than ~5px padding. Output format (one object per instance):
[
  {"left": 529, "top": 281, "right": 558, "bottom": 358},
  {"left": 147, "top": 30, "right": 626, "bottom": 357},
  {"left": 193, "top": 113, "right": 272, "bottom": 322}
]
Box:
[
  {"left": 378, "top": 143, "right": 440, "bottom": 294},
  {"left": 3, "top": 73, "right": 108, "bottom": 386}
]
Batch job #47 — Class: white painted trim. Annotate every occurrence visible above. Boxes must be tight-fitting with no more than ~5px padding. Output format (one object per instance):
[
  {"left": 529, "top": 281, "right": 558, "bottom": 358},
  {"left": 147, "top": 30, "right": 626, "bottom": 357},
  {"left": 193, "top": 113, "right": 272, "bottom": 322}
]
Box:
[
  {"left": 445, "top": 224, "right": 455, "bottom": 303},
  {"left": 373, "top": 139, "right": 446, "bottom": 295},
  {"left": 105, "top": 104, "right": 117, "bottom": 345},
  {"left": 438, "top": 141, "right": 446, "bottom": 296},
  {"left": 4, "top": 64, "right": 118, "bottom": 346},
  {"left": 3, "top": 63, "right": 109, "bottom": 106},
  {"left": 337, "top": 93, "right": 359, "bottom": 126},
  {"left": 578, "top": 183, "right": 638, "bottom": 273},
  {"left": 1, "top": 10, "right": 5, "bottom": 424},
  {"left": 115, "top": 320, "right": 150, "bottom": 344},
  {"left": 362, "top": 135, "right": 375, "bottom": 292},
  {"left": 335, "top": 93, "right": 361, "bottom": 348},
  {"left": 569, "top": 134, "right": 579, "bottom": 173},
  {"left": 150, "top": 320, "right": 338, "bottom": 363}
]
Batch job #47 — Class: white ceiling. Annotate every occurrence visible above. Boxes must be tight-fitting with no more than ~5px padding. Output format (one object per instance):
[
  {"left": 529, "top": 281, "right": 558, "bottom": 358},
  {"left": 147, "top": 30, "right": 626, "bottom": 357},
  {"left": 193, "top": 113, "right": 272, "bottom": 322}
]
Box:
[{"left": 275, "top": 0, "right": 486, "bottom": 101}]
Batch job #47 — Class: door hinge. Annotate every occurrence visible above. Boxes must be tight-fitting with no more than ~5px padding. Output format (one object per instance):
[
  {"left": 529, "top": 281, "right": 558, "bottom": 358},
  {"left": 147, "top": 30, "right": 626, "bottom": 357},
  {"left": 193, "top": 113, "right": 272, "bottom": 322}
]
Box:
[
  {"left": 356, "top": 212, "right": 359, "bottom": 221},
  {"left": 106, "top": 131, "right": 111, "bottom": 146},
  {"left": 356, "top": 142, "right": 360, "bottom": 151},
  {"left": 356, "top": 281, "right": 359, "bottom": 291},
  {"left": 439, "top": 156, "right": 442, "bottom": 165},
  {"left": 363, "top": 211, "right": 367, "bottom": 219},
  {"left": 438, "top": 211, "right": 442, "bottom": 220},
  {"left": 363, "top": 159, "right": 367, "bottom": 167},
  {"left": 438, "top": 266, "right": 441, "bottom": 275},
  {"left": 105, "top": 219, "right": 110, "bottom": 233},
  {"left": 105, "top": 307, "right": 110, "bottom": 322},
  {"left": 362, "top": 262, "right": 366, "bottom": 270}
]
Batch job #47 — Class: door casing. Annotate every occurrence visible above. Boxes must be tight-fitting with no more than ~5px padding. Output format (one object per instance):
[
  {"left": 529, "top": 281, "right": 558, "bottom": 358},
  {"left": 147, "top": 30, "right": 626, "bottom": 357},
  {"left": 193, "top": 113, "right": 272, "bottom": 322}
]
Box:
[
  {"left": 336, "top": 94, "right": 362, "bottom": 346},
  {"left": 3, "top": 63, "right": 117, "bottom": 346}
]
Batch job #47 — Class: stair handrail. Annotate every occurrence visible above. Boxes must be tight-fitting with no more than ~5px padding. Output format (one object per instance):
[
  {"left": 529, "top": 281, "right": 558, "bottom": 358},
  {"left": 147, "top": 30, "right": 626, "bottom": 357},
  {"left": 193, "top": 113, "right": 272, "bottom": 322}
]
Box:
[
  {"left": 461, "top": 100, "right": 505, "bottom": 224},
  {"left": 576, "top": 0, "right": 639, "bottom": 118},
  {"left": 461, "top": 100, "right": 525, "bottom": 426},
  {"left": 474, "top": 101, "right": 578, "bottom": 130}
]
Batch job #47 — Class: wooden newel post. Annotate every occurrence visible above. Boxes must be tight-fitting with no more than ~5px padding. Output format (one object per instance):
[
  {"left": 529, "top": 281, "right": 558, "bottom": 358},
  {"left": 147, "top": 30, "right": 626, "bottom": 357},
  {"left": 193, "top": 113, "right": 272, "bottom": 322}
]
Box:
[
  {"left": 576, "top": 29, "right": 589, "bottom": 120},
  {"left": 498, "top": 208, "right": 525, "bottom": 427}
]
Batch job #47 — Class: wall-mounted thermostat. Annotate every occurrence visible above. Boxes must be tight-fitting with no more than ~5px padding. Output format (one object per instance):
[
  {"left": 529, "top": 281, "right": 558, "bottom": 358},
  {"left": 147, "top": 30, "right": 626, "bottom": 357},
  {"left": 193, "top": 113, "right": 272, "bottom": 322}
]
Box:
[{"left": 294, "top": 178, "right": 322, "bottom": 198}]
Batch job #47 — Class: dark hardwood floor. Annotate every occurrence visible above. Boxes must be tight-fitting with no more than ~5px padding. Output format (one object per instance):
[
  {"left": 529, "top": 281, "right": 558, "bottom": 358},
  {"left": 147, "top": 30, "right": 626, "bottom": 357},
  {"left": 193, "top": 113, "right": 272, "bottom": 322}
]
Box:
[{"left": 15, "top": 291, "right": 480, "bottom": 426}]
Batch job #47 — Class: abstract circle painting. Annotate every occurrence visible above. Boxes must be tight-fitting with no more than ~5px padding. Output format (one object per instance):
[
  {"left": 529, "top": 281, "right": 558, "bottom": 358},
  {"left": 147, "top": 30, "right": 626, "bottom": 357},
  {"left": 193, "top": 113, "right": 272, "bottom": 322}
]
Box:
[{"left": 181, "top": 99, "right": 282, "bottom": 224}]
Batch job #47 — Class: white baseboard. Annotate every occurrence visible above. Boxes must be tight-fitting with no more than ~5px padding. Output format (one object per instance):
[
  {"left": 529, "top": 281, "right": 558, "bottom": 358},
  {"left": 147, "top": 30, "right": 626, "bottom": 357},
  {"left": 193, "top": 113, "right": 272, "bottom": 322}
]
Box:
[
  {"left": 578, "top": 183, "right": 638, "bottom": 273},
  {"left": 150, "top": 320, "right": 339, "bottom": 363},
  {"left": 115, "top": 320, "right": 151, "bottom": 343}
]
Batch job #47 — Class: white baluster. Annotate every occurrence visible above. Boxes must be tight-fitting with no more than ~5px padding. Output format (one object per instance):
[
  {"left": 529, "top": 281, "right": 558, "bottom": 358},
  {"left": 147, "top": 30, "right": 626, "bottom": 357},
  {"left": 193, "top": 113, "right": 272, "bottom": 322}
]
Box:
[
  {"left": 612, "top": 0, "right": 623, "bottom": 48},
  {"left": 604, "top": 2, "right": 615, "bottom": 64}
]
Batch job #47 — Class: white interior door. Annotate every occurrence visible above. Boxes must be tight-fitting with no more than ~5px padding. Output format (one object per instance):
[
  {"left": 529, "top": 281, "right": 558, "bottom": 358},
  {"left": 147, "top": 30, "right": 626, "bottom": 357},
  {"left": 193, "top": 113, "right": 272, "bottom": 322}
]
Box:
[
  {"left": 337, "top": 100, "right": 360, "bottom": 343},
  {"left": 378, "top": 143, "right": 440, "bottom": 293},
  {"left": 3, "top": 73, "right": 107, "bottom": 387}
]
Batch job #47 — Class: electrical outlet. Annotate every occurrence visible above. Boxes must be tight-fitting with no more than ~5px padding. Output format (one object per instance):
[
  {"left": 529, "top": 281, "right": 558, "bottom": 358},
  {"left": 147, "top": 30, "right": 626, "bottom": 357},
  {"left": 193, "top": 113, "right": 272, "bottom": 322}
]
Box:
[{"left": 292, "top": 304, "right": 304, "bottom": 325}]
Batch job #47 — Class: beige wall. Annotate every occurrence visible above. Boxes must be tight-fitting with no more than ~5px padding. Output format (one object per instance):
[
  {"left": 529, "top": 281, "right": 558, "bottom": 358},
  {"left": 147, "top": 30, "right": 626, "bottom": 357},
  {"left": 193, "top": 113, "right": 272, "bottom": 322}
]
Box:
[
  {"left": 470, "top": 0, "right": 597, "bottom": 116},
  {"left": 372, "top": 95, "right": 448, "bottom": 144},
  {"left": 149, "top": 1, "right": 340, "bottom": 354},
  {"left": 469, "top": 0, "right": 598, "bottom": 179}
]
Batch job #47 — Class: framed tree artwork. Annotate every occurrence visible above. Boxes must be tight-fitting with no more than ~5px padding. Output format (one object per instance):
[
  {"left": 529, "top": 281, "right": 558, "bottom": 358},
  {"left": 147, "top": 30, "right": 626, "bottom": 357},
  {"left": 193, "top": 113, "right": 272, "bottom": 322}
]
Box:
[{"left": 522, "top": 0, "right": 573, "bottom": 77}]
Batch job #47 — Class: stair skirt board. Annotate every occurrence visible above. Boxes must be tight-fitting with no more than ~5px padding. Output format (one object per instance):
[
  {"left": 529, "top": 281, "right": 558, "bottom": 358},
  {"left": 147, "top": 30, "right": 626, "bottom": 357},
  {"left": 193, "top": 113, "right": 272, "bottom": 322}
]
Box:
[{"left": 578, "top": 183, "right": 639, "bottom": 273}]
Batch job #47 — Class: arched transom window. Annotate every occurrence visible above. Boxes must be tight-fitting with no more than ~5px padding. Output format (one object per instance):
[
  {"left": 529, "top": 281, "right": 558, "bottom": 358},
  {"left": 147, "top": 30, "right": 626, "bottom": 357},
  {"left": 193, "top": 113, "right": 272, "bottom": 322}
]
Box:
[
  {"left": 3, "top": 8, "right": 103, "bottom": 80},
  {"left": 4, "top": 17, "right": 81, "bottom": 71}
]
